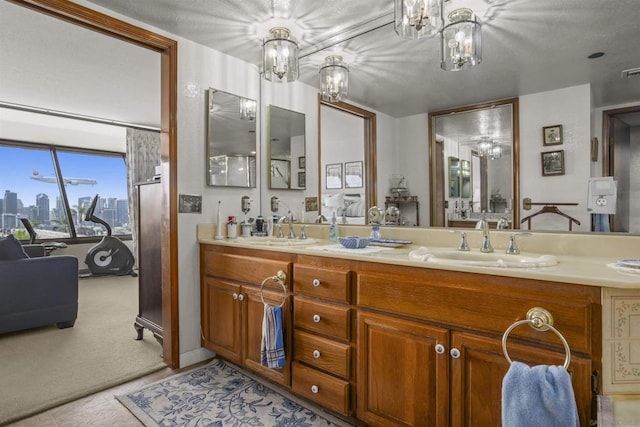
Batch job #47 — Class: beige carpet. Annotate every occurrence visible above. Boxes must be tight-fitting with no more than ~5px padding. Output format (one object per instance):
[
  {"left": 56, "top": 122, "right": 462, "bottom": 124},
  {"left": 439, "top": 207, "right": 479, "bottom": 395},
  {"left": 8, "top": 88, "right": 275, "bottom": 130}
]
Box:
[{"left": 0, "top": 275, "right": 166, "bottom": 425}]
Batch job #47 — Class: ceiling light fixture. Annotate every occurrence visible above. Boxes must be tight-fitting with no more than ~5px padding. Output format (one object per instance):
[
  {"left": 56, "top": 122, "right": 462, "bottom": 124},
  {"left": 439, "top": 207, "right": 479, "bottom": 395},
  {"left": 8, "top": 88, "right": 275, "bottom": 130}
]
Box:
[
  {"left": 319, "top": 55, "right": 349, "bottom": 102},
  {"left": 262, "top": 27, "right": 298, "bottom": 82},
  {"left": 239, "top": 97, "right": 257, "bottom": 121},
  {"left": 394, "top": 0, "right": 444, "bottom": 39},
  {"left": 440, "top": 8, "right": 481, "bottom": 71}
]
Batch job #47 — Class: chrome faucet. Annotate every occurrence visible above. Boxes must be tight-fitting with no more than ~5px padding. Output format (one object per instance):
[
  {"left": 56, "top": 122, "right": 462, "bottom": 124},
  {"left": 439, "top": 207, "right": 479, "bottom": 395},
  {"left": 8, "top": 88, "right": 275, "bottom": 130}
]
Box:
[
  {"left": 315, "top": 214, "right": 327, "bottom": 224},
  {"left": 286, "top": 212, "right": 296, "bottom": 239},
  {"left": 506, "top": 232, "right": 532, "bottom": 254},
  {"left": 450, "top": 230, "right": 470, "bottom": 251},
  {"left": 475, "top": 215, "right": 493, "bottom": 253},
  {"left": 276, "top": 216, "right": 287, "bottom": 238}
]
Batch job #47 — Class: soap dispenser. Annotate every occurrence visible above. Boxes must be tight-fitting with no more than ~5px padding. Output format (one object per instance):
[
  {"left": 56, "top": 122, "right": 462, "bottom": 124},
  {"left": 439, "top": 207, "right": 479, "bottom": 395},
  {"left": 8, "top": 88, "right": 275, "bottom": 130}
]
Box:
[{"left": 328, "top": 212, "right": 339, "bottom": 242}]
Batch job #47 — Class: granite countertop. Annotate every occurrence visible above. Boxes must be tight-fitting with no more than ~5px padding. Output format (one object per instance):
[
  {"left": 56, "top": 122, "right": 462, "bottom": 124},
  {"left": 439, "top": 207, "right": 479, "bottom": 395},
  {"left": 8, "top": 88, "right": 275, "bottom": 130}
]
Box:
[{"left": 198, "top": 224, "right": 640, "bottom": 290}]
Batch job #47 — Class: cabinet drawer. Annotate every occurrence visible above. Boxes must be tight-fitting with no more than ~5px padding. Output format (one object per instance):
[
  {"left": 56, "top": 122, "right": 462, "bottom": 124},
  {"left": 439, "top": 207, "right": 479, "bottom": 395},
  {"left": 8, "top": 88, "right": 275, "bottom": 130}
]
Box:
[
  {"left": 292, "top": 362, "right": 350, "bottom": 416},
  {"left": 294, "top": 297, "right": 351, "bottom": 341},
  {"left": 202, "top": 249, "right": 291, "bottom": 288},
  {"left": 294, "top": 330, "right": 351, "bottom": 379},
  {"left": 294, "top": 265, "right": 350, "bottom": 303}
]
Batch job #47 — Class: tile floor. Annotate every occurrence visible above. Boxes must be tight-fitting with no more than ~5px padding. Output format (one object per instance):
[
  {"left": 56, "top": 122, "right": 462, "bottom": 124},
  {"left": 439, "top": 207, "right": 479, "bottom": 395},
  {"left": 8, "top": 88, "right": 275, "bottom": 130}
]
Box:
[{"left": 7, "top": 361, "right": 210, "bottom": 427}]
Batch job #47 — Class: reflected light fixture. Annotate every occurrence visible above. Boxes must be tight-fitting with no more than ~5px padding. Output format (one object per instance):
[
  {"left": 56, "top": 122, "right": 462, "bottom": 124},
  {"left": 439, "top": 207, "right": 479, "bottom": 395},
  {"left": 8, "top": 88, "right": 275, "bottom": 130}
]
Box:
[
  {"left": 477, "top": 137, "right": 502, "bottom": 160},
  {"left": 319, "top": 55, "right": 349, "bottom": 102},
  {"left": 239, "top": 97, "right": 257, "bottom": 121},
  {"left": 441, "top": 8, "right": 481, "bottom": 71},
  {"left": 394, "top": 0, "right": 443, "bottom": 39},
  {"left": 262, "top": 27, "right": 299, "bottom": 83}
]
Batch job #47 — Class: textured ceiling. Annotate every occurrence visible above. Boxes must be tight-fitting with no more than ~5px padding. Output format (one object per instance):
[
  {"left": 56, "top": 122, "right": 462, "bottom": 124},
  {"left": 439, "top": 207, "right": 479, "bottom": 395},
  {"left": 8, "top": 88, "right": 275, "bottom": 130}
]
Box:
[{"left": 83, "top": 0, "right": 640, "bottom": 118}]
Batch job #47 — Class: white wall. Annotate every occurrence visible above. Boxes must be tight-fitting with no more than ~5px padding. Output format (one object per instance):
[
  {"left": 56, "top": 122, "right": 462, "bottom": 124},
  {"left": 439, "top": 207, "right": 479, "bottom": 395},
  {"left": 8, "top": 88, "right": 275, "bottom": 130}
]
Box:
[{"left": 519, "top": 84, "right": 592, "bottom": 232}]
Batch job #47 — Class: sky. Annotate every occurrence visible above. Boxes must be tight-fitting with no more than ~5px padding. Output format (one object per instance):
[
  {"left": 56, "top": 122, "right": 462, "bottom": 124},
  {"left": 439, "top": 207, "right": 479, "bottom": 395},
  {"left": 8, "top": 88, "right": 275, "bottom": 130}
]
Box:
[{"left": 1, "top": 145, "right": 127, "bottom": 208}]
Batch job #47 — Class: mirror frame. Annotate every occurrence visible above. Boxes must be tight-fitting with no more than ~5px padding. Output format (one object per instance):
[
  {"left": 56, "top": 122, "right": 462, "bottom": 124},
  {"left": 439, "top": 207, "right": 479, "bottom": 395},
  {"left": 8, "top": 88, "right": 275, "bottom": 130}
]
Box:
[
  {"left": 429, "top": 97, "right": 520, "bottom": 227},
  {"left": 318, "top": 96, "right": 377, "bottom": 217}
]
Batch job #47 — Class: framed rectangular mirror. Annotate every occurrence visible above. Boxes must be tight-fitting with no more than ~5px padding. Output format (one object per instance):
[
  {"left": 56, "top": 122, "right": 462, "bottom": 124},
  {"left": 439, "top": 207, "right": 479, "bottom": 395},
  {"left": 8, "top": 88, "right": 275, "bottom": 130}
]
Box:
[
  {"left": 206, "top": 88, "right": 256, "bottom": 187},
  {"left": 268, "top": 105, "right": 305, "bottom": 190}
]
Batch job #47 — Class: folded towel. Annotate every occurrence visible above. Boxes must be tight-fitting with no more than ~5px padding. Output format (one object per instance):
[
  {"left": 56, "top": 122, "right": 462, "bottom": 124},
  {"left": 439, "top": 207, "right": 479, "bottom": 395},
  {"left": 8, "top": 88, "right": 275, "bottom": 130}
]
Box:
[
  {"left": 260, "top": 304, "right": 285, "bottom": 369},
  {"left": 502, "top": 361, "right": 579, "bottom": 427}
]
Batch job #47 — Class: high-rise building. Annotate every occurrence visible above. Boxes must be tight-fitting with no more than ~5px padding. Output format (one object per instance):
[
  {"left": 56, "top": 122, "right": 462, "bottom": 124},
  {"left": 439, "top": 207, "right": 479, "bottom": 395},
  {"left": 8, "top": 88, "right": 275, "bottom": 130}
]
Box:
[
  {"left": 116, "top": 199, "right": 129, "bottom": 227},
  {"left": 0, "top": 199, "right": 4, "bottom": 214},
  {"left": 4, "top": 190, "right": 17, "bottom": 214},
  {"left": 36, "top": 193, "right": 50, "bottom": 223}
]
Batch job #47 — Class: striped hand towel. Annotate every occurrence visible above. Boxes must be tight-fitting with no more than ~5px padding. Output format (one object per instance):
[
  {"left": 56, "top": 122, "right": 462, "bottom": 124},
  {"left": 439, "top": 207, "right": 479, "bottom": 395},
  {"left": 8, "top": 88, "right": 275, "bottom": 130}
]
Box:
[{"left": 260, "top": 304, "right": 285, "bottom": 368}]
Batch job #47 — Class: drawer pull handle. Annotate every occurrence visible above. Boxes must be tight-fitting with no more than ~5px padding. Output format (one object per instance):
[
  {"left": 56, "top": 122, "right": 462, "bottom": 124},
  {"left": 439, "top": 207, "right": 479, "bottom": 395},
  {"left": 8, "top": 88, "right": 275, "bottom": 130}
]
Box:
[
  {"left": 450, "top": 348, "right": 461, "bottom": 359},
  {"left": 313, "top": 350, "right": 321, "bottom": 359},
  {"left": 312, "top": 278, "right": 321, "bottom": 287},
  {"left": 311, "top": 385, "right": 319, "bottom": 394},
  {"left": 232, "top": 293, "right": 238, "bottom": 300},
  {"left": 237, "top": 294, "right": 245, "bottom": 301},
  {"left": 434, "top": 344, "right": 445, "bottom": 354},
  {"left": 313, "top": 314, "right": 321, "bottom": 323}
]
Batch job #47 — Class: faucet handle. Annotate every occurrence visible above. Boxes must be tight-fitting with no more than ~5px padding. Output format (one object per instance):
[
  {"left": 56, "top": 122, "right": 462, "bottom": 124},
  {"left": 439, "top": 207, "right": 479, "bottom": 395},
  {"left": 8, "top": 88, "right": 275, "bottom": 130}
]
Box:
[
  {"left": 506, "top": 232, "right": 532, "bottom": 255},
  {"left": 449, "top": 230, "right": 470, "bottom": 251}
]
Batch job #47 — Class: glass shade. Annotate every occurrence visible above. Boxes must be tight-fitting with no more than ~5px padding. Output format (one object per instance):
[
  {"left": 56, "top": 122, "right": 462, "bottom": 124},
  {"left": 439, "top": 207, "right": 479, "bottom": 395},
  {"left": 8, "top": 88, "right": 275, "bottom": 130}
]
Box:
[
  {"left": 394, "top": 0, "right": 443, "bottom": 39},
  {"left": 262, "top": 27, "right": 298, "bottom": 82},
  {"left": 440, "top": 8, "right": 481, "bottom": 71},
  {"left": 239, "top": 97, "right": 257, "bottom": 121},
  {"left": 319, "top": 55, "right": 349, "bottom": 102}
]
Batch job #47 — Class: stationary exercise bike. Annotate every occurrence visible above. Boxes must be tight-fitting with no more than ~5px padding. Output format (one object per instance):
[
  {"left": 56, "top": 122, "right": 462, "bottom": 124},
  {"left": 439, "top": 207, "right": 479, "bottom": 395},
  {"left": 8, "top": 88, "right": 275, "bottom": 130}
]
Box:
[{"left": 83, "top": 194, "right": 137, "bottom": 277}]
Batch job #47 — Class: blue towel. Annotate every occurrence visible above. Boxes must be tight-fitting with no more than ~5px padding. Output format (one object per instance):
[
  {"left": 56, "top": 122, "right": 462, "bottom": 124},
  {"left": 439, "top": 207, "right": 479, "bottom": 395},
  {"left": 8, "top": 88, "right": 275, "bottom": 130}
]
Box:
[
  {"left": 260, "top": 304, "right": 285, "bottom": 369},
  {"left": 502, "top": 361, "right": 579, "bottom": 427},
  {"left": 593, "top": 213, "right": 610, "bottom": 232}
]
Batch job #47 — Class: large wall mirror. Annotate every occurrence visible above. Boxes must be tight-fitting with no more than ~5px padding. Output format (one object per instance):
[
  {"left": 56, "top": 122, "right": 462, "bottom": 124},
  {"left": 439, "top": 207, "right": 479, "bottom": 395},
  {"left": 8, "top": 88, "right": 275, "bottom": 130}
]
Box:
[
  {"left": 267, "top": 105, "right": 305, "bottom": 190},
  {"left": 429, "top": 98, "right": 519, "bottom": 228},
  {"left": 207, "top": 88, "right": 257, "bottom": 187}
]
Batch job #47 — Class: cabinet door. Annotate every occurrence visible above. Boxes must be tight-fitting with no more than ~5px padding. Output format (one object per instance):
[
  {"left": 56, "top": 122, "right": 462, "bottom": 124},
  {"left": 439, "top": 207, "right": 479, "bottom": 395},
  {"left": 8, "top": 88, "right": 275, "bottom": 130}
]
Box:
[
  {"left": 202, "top": 277, "right": 242, "bottom": 364},
  {"left": 358, "top": 311, "right": 449, "bottom": 427},
  {"left": 450, "top": 332, "right": 593, "bottom": 427},
  {"left": 242, "top": 285, "right": 291, "bottom": 386}
]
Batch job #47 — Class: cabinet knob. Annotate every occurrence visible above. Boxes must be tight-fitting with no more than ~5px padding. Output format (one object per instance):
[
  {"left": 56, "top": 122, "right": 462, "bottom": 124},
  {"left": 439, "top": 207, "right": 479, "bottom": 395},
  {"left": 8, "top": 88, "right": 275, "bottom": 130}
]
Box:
[
  {"left": 232, "top": 293, "right": 238, "bottom": 300},
  {"left": 311, "top": 385, "right": 319, "bottom": 394},
  {"left": 237, "top": 294, "right": 245, "bottom": 301},
  {"left": 312, "top": 278, "right": 321, "bottom": 287},
  {"left": 313, "top": 350, "right": 321, "bottom": 359},
  {"left": 434, "top": 344, "right": 446, "bottom": 354},
  {"left": 450, "top": 348, "right": 461, "bottom": 359},
  {"left": 313, "top": 314, "right": 321, "bottom": 323}
]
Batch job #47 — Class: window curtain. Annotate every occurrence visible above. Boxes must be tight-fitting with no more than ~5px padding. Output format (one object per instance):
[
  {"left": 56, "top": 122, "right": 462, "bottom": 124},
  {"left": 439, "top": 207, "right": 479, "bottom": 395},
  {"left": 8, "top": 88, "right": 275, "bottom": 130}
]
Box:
[{"left": 126, "top": 128, "right": 161, "bottom": 264}]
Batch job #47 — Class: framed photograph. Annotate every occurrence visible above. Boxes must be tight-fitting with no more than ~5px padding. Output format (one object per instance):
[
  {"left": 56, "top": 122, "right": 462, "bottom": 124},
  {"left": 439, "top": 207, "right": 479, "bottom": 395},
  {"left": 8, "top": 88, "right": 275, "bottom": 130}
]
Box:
[
  {"left": 270, "top": 159, "right": 290, "bottom": 189},
  {"left": 305, "top": 196, "right": 318, "bottom": 212},
  {"left": 542, "top": 124, "right": 563, "bottom": 146},
  {"left": 591, "top": 137, "right": 599, "bottom": 162},
  {"left": 344, "top": 161, "right": 363, "bottom": 188},
  {"left": 541, "top": 150, "right": 565, "bottom": 176},
  {"left": 325, "top": 163, "right": 343, "bottom": 189},
  {"left": 298, "top": 171, "right": 306, "bottom": 187},
  {"left": 178, "top": 194, "right": 202, "bottom": 213},
  {"left": 298, "top": 156, "right": 305, "bottom": 169}
]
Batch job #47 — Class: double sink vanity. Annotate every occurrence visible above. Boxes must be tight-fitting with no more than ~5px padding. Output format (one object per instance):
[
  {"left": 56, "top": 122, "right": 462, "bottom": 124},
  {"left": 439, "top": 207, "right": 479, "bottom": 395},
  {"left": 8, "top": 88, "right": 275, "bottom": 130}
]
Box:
[{"left": 199, "top": 223, "right": 640, "bottom": 426}]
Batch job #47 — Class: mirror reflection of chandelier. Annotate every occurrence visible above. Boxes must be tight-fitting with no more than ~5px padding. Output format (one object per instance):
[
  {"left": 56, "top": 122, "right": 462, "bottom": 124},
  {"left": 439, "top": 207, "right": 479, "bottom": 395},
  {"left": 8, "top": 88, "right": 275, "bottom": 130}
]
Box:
[
  {"left": 319, "top": 55, "right": 349, "bottom": 102},
  {"left": 394, "top": 0, "right": 444, "bottom": 39},
  {"left": 262, "top": 27, "right": 299, "bottom": 82},
  {"left": 477, "top": 136, "right": 502, "bottom": 160},
  {"left": 440, "top": 8, "right": 482, "bottom": 71},
  {"left": 239, "top": 97, "right": 257, "bottom": 121}
]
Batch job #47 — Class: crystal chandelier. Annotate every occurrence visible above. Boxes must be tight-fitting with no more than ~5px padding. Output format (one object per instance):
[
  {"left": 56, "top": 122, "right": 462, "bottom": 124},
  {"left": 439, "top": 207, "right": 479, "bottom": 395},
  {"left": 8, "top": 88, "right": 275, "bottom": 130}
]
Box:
[
  {"left": 262, "top": 27, "right": 299, "bottom": 82},
  {"left": 319, "top": 55, "right": 349, "bottom": 102},
  {"left": 440, "top": 8, "right": 481, "bottom": 71},
  {"left": 239, "top": 97, "right": 256, "bottom": 121},
  {"left": 477, "top": 137, "right": 502, "bottom": 160},
  {"left": 394, "top": 0, "right": 443, "bottom": 39}
]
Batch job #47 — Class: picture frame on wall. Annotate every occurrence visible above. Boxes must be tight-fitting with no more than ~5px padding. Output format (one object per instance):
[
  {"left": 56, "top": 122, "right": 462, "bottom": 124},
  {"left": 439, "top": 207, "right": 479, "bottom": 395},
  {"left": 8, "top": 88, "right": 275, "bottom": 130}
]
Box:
[
  {"left": 344, "top": 161, "right": 363, "bottom": 188},
  {"left": 542, "top": 124, "right": 563, "bottom": 146},
  {"left": 326, "top": 163, "right": 343, "bottom": 189},
  {"left": 298, "top": 171, "right": 306, "bottom": 188},
  {"left": 541, "top": 150, "right": 565, "bottom": 176},
  {"left": 298, "top": 156, "right": 305, "bottom": 169}
]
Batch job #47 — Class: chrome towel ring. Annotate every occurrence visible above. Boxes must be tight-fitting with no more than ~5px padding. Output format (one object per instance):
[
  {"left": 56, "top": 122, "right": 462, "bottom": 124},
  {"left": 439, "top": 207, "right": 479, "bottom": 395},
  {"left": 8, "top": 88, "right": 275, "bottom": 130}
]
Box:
[
  {"left": 502, "top": 307, "right": 571, "bottom": 370},
  {"left": 260, "top": 270, "right": 288, "bottom": 308}
]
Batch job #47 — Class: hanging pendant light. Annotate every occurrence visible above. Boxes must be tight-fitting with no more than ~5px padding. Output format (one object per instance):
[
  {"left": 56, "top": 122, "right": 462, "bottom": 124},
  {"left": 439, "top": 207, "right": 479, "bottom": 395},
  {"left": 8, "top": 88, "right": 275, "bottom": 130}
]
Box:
[
  {"left": 319, "top": 55, "right": 349, "bottom": 102},
  {"left": 440, "top": 8, "right": 481, "bottom": 71},
  {"left": 262, "top": 27, "right": 299, "bottom": 82},
  {"left": 394, "top": 0, "right": 443, "bottom": 39},
  {"left": 239, "top": 97, "right": 257, "bottom": 121}
]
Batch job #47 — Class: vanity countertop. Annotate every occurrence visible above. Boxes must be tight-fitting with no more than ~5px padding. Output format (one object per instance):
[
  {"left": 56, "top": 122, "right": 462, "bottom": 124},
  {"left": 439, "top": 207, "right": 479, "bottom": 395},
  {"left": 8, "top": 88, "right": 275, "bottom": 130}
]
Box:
[{"left": 198, "top": 224, "right": 640, "bottom": 289}]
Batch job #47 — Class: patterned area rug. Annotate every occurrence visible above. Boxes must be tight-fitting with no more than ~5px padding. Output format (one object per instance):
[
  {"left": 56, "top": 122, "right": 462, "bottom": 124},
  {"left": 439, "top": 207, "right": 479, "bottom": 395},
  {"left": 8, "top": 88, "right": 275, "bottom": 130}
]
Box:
[{"left": 116, "top": 359, "right": 351, "bottom": 426}]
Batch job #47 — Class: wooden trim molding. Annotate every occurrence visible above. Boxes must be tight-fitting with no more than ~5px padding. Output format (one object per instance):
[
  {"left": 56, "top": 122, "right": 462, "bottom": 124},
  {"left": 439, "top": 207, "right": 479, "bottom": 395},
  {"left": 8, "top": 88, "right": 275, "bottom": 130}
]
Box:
[{"left": 9, "top": 0, "right": 180, "bottom": 368}]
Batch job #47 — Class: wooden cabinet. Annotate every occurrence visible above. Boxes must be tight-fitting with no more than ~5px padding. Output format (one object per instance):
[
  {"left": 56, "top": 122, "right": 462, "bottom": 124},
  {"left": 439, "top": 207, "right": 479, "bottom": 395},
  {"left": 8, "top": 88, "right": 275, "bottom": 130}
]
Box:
[
  {"left": 134, "top": 181, "right": 162, "bottom": 343},
  {"left": 291, "top": 258, "right": 355, "bottom": 417},
  {"left": 200, "top": 245, "right": 292, "bottom": 386}
]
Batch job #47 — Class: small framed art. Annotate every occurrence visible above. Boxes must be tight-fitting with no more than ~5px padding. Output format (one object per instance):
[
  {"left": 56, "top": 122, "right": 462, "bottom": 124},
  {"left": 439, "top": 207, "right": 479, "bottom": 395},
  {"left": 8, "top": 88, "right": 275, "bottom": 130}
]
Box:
[
  {"left": 542, "top": 125, "right": 563, "bottom": 146},
  {"left": 541, "top": 150, "right": 565, "bottom": 176}
]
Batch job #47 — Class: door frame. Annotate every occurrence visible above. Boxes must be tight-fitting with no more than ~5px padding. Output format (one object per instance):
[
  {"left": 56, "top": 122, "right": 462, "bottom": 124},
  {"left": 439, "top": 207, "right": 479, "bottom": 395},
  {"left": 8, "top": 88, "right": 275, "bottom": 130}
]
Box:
[{"left": 10, "top": 0, "right": 180, "bottom": 368}]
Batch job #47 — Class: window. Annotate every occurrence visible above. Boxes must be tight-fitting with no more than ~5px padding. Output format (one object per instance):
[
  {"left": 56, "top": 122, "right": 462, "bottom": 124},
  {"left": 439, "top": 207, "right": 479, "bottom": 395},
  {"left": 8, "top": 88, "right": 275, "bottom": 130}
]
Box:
[{"left": 0, "top": 142, "right": 129, "bottom": 241}]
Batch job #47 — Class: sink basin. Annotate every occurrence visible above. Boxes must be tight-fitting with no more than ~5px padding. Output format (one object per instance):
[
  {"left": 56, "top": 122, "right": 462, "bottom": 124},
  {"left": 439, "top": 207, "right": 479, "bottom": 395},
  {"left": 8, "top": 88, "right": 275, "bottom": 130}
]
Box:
[
  {"left": 408, "top": 247, "right": 558, "bottom": 268},
  {"left": 234, "top": 237, "right": 318, "bottom": 247}
]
